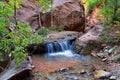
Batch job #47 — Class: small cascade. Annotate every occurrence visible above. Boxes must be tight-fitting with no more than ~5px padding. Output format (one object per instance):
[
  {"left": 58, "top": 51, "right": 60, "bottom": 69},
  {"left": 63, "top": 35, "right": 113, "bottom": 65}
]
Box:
[
  {"left": 46, "top": 39, "right": 75, "bottom": 53},
  {"left": 46, "top": 39, "right": 78, "bottom": 57}
]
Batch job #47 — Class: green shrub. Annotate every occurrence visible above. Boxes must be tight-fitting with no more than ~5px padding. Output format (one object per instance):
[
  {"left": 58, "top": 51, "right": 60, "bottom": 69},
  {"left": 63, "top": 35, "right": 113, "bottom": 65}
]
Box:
[
  {"left": 57, "top": 26, "right": 65, "bottom": 32},
  {"left": 87, "top": 0, "right": 100, "bottom": 11},
  {"left": 114, "top": 54, "right": 120, "bottom": 62},
  {"left": 99, "top": 32, "right": 114, "bottom": 43},
  {"left": 113, "top": 21, "right": 120, "bottom": 27},
  {"left": 48, "top": 26, "right": 57, "bottom": 31},
  {"left": 0, "top": 22, "right": 43, "bottom": 66},
  {"left": 37, "top": 27, "right": 49, "bottom": 35}
]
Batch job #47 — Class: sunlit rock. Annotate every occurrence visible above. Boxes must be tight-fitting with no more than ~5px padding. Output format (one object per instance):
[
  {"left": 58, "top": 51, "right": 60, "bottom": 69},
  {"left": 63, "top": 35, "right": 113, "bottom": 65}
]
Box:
[{"left": 93, "top": 70, "right": 111, "bottom": 79}]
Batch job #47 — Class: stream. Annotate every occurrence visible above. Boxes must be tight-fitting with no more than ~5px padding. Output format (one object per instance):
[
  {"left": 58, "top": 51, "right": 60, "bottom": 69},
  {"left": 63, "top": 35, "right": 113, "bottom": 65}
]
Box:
[
  {"left": 31, "top": 39, "right": 108, "bottom": 80},
  {"left": 0, "top": 39, "right": 109, "bottom": 80}
]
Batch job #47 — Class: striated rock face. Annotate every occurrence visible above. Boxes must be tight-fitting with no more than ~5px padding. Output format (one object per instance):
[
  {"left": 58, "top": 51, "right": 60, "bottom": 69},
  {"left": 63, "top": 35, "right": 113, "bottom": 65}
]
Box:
[
  {"left": 28, "top": 12, "right": 51, "bottom": 30},
  {"left": 16, "top": 0, "right": 85, "bottom": 32},
  {"left": 16, "top": 1, "right": 39, "bottom": 23},
  {"left": 53, "top": 0, "right": 85, "bottom": 32},
  {"left": 16, "top": 0, "right": 42, "bottom": 31}
]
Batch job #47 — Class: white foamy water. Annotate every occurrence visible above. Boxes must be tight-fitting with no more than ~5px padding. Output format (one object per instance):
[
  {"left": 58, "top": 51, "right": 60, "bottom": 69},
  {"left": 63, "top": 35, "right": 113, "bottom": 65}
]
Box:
[{"left": 47, "top": 50, "right": 80, "bottom": 57}]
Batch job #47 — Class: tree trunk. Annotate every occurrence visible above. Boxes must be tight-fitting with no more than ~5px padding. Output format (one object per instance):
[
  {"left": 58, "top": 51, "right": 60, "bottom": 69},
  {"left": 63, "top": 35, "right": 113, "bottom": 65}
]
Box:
[
  {"left": 51, "top": 0, "right": 53, "bottom": 26},
  {"left": 14, "top": 0, "right": 18, "bottom": 27},
  {"left": 38, "top": 12, "right": 42, "bottom": 28},
  {"left": 37, "top": 0, "right": 42, "bottom": 28},
  {"left": 112, "top": 0, "right": 118, "bottom": 20}
]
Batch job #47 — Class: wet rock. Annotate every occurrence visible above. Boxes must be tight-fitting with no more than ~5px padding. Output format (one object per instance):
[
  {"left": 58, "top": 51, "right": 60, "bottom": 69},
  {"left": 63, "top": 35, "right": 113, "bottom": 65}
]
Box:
[
  {"left": 53, "top": 0, "right": 85, "bottom": 32},
  {"left": 65, "top": 74, "right": 78, "bottom": 80},
  {"left": 26, "top": 43, "right": 46, "bottom": 55},
  {"left": 34, "top": 72, "right": 41, "bottom": 80},
  {"left": 49, "top": 77, "right": 56, "bottom": 80},
  {"left": 26, "top": 32, "right": 77, "bottom": 55},
  {"left": 80, "top": 69, "right": 86, "bottom": 74},
  {"left": 97, "top": 52, "right": 107, "bottom": 58},
  {"left": 108, "top": 48, "right": 114, "bottom": 55},
  {"left": 86, "top": 72, "right": 93, "bottom": 76},
  {"left": 93, "top": 70, "right": 111, "bottom": 79},
  {"left": 91, "top": 51, "right": 97, "bottom": 57},
  {"left": 102, "top": 46, "right": 114, "bottom": 55},
  {"left": 56, "top": 68, "right": 69, "bottom": 73},
  {"left": 102, "top": 58, "right": 107, "bottom": 62},
  {"left": 73, "top": 45, "right": 82, "bottom": 53},
  {"left": 109, "top": 76, "right": 117, "bottom": 80}
]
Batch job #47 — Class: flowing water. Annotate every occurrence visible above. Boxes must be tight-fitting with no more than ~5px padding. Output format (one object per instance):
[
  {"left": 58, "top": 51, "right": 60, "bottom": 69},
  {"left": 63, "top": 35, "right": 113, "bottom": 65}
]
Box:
[
  {"left": 32, "top": 39, "right": 108, "bottom": 80},
  {"left": 45, "top": 39, "right": 80, "bottom": 57}
]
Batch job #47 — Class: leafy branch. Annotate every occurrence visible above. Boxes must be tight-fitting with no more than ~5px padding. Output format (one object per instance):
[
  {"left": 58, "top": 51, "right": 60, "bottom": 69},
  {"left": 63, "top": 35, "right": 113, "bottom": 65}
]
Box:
[{"left": 0, "top": 0, "right": 43, "bottom": 66}]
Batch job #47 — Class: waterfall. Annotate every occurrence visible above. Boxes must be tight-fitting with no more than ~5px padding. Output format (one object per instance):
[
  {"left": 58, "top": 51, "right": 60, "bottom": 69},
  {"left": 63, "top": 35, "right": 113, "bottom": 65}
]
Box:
[
  {"left": 46, "top": 39, "right": 75, "bottom": 53},
  {"left": 46, "top": 39, "right": 78, "bottom": 57}
]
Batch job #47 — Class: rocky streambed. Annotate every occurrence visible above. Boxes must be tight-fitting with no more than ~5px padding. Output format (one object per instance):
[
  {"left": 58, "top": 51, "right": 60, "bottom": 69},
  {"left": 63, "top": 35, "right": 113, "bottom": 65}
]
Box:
[
  {"left": 30, "top": 29, "right": 115, "bottom": 80},
  {"left": 0, "top": 29, "right": 120, "bottom": 80},
  {"left": 31, "top": 54, "right": 110, "bottom": 80}
]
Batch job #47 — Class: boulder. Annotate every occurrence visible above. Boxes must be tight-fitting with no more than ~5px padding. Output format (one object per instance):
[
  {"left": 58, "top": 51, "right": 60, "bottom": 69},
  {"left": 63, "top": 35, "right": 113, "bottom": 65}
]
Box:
[
  {"left": 53, "top": 0, "right": 85, "bottom": 32},
  {"left": 44, "top": 31, "right": 79, "bottom": 42},
  {"left": 76, "top": 23, "right": 103, "bottom": 54},
  {"left": 0, "top": 58, "right": 33, "bottom": 80}
]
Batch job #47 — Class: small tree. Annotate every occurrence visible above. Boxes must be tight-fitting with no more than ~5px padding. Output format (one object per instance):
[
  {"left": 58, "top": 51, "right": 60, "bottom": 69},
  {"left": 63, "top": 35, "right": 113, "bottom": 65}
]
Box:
[
  {"left": 0, "top": 0, "right": 43, "bottom": 66},
  {"left": 37, "top": 0, "right": 53, "bottom": 27}
]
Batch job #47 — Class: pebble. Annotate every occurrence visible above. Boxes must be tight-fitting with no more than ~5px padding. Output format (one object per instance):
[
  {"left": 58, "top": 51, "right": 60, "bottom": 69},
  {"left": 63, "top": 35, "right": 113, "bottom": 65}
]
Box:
[
  {"left": 60, "top": 68, "right": 69, "bottom": 72},
  {"left": 93, "top": 70, "right": 111, "bottom": 79},
  {"left": 104, "top": 49, "right": 109, "bottom": 52},
  {"left": 109, "top": 76, "right": 117, "bottom": 80},
  {"left": 91, "top": 52, "right": 97, "bottom": 57},
  {"left": 86, "top": 72, "right": 93, "bottom": 76},
  {"left": 97, "top": 53, "right": 105, "bottom": 58},
  {"left": 80, "top": 70, "right": 86, "bottom": 74},
  {"left": 56, "top": 68, "right": 69, "bottom": 73},
  {"left": 108, "top": 48, "right": 114, "bottom": 54},
  {"left": 102, "top": 58, "right": 107, "bottom": 62},
  {"left": 65, "top": 75, "right": 78, "bottom": 80},
  {"left": 49, "top": 77, "right": 56, "bottom": 80}
]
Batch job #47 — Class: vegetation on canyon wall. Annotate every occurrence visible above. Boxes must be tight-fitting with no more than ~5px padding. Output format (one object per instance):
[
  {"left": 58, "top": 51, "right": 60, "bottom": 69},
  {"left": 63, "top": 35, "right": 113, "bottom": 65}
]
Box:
[{"left": 82, "top": 0, "right": 120, "bottom": 43}]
